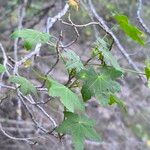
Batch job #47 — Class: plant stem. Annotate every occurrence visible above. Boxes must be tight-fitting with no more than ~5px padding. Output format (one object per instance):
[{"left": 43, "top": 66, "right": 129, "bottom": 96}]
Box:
[{"left": 88, "top": 63, "right": 145, "bottom": 75}]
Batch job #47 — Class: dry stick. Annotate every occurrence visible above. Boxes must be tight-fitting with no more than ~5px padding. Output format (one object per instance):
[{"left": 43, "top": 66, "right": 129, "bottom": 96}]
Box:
[
  {"left": 17, "top": 93, "right": 49, "bottom": 134},
  {"left": 0, "top": 3, "right": 70, "bottom": 143},
  {"left": 40, "top": 35, "right": 61, "bottom": 88},
  {"left": 16, "top": 43, "right": 42, "bottom": 67},
  {"left": 23, "top": 94, "right": 57, "bottom": 127},
  {"left": 88, "top": 0, "right": 144, "bottom": 81},
  {"left": 13, "top": 2, "right": 26, "bottom": 74},
  {"left": 19, "top": 93, "right": 57, "bottom": 137},
  {"left": 137, "top": 0, "right": 150, "bottom": 35},
  {"left": 0, "top": 43, "right": 10, "bottom": 78},
  {"left": 46, "top": 4, "right": 69, "bottom": 32},
  {"left": 0, "top": 123, "right": 40, "bottom": 144},
  {"left": 60, "top": 13, "right": 80, "bottom": 48},
  {"left": 59, "top": 19, "right": 99, "bottom": 28},
  {"left": 39, "top": 5, "right": 70, "bottom": 87},
  {"left": 15, "top": 4, "right": 69, "bottom": 70},
  {"left": 12, "top": 1, "right": 26, "bottom": 122},
  {"left": 0, "top": 82, "right": 57, "bottom": 129},
  {"left": 80, "top": 0, "right": 100, "bottom": 39}
]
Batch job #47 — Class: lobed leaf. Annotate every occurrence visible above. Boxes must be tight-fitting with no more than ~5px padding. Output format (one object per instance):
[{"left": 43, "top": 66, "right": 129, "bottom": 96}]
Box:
[
  {"left": 79, "top": 67, "right": 122, "bottom": 106},
  {"left": 56, "top": 112, "right": 100, "bottom": 150},
  {"left": 47, "top": 77, "right": 84, "bottom": 113}
]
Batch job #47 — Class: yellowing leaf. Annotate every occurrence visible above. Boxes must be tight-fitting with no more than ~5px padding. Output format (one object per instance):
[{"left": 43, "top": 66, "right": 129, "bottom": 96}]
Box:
[
  {"left": 22, "top": 59, "right": 32, "bottom": 68},
  {"left": 68, "top": 0, "right": 79, "bottom": 10}
]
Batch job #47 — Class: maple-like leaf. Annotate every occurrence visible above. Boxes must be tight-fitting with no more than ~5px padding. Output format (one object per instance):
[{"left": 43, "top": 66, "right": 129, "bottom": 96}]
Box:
[
  {"left": 47, "top": 77, "right": 84, "bottom": 112},
  {"left": 56, "top": 112, "right": 100, "bottom": 150},
  {"left": 62, "top": 50, "right": 84, "bottom": 72},
  {"left": 79, "top": 67, "right": 122, "bottom": 105}
]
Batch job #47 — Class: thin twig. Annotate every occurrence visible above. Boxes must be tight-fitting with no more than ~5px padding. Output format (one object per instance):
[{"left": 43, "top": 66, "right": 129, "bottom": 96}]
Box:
[
  {"left": 46, "top": 4, "right": 69, "bottom": 33},
  {"left": 0, "top": 123, "right": 39, "bottom": 144},
  {"left": 17, "top": 93, "right": 49, "bottom": 133},
  {"left": 0, "top": 42, "right": 10, "bottom": 77},
  {"left": 137, "top": 0, "right": 150, "bottom": 35},
  {"left": 59, "top": 19, "right": 99, "bottom": 28}
]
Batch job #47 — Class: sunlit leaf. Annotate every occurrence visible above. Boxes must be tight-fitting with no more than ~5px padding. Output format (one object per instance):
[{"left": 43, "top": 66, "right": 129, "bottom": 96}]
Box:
[{"left": 114, "top": 14, "right": 144, "bottom": 45}]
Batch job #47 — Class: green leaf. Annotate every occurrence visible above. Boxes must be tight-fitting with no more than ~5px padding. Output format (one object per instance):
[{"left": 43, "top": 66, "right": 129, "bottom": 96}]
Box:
[
  {"left": 95, "top": 38, "right": 122, "bottom": 71},
  {"left": 144, "top": 60, "right": 150, "bottom": 88},
  {"left": 23, "top": 41, "right": 33, "bottom": 50},
  {"left": 81, "top": 84, "right": 92, "bottom": 102},
  {"left": 79, "top": 67, "right": 121, "bottom": 105},
  {"left": 108, "top": 94, "right": 126, "bottom": 111},
  {"left": 56, "top": 112, "right": 100, "bottom": 150},
  {"left": 62, "top": 50, "right": 85, "bottom": 72},
  {"left": 10, "top": 29, "right": 50, "bottom": 50},
  {"left": 100, "top": 66, "right": 123, "bottom": 79},
  {"left": 0, "top": 64, "right": 6, "bottom": 73},
  {"left": 9, "top": 76, "right": 37, "bottom": 96},
  {"left": 114, "top": 14, "right": 144, "bottom": 45},
  {"left": 46, "top": 77, "right": 84, "bottom": 112}
]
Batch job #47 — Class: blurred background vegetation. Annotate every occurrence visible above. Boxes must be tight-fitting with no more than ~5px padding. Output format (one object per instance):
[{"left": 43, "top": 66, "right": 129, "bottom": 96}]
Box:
[{"left": 0, "top": 0, "right": 150, "bottom": 150}]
